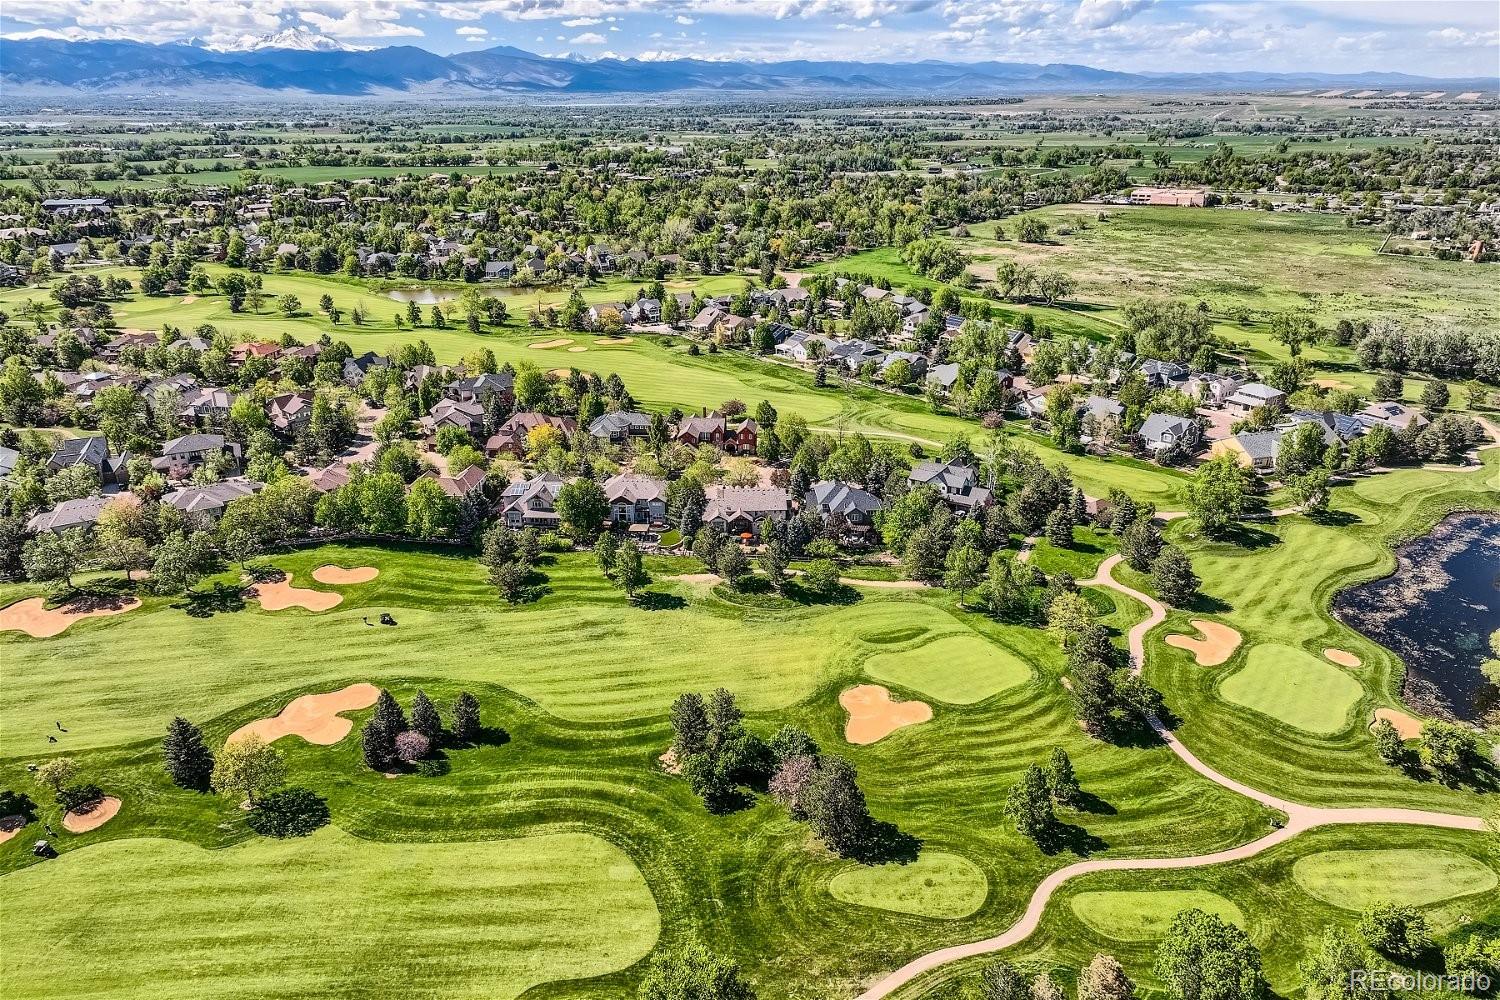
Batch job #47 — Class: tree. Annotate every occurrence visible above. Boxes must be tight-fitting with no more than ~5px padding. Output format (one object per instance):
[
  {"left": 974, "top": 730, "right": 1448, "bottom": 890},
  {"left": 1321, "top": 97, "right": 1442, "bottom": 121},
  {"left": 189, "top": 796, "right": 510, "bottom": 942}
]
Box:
[
  {"left": 758, "top": 539, "right": 790, "bottom": 592},
  {"left": 1078, "top": 955, "right": 1135, "bottom": 1000},
  {"left": 23, "top": 528, "right": 91, "bottom": 589},
  {"left": 1372, "top": 718, "right": 1405, "bottom": 766},
  {"left": 637, "top": 937, "right": 757, "bottom": 1000},
  {"left": 1269, "top": 311, "right": 1316, "bottom": 358},
  {"left": 1300, "top": 927, "right": 1376, "bottom": 1000},
  {"left": 1004, "top": 763, "right": 1055, "bottom": 842},
  {"left": 34, "top": 757, "right": 77, "bottom": 797},
  {"left": 1285, "top": 469, "right": 1332, "bottom": 518},
  {"left": 1119, "top": 519, "right": 1163, "bottom": 572},
  {"left": 410, "top": 690, "right": 443, "bottom": 743},
  {"left": 1358, "top": 902, "right": 1432, "bottom": 961},
  {"left": 1186, "top": 455, "right": 1253, "bottom": 536},
  {"left": 555, "top": 478, "right": 609, "bottom": 541},
  {"left": 278, "top": 294, "right": 301, "bottom": 317},
  {"left": 1154, "top": 909, "right": 1265, "bottom": 1000},
  {"left": 670, "top": 692, "right": 711, "bottom": 759},
  {"left": 1419, "top": 380, "right": 1449, "bottom": 413},
  {"left": 1420, "top": 721, "right": 1480, "bottom": 783},
  {"left": 394, "top": 730, "right": 431, "bottom": 763},
  {"left": 211, "top": 735, "right": 287, "bottom": 806},
  {"left": 244, "top": 787, "right": 330, "bottom": 838},
  {"left": 1151, "top": 545, "right": 1200, "bottom": 606},
  {"left": 802, "top": 754, "right": 871, "bottom": 856},
  {"left": 1443, "top": 931, "right": 1500, "bottom": 989},
  {"left": 1045, "top": 747, "right": 1080, "bottom": 806},
  {"left": 1045, "top": 508, "right": 1073, "bottom": 547},
  {"left": 611, "top": 540, "right": 649, "bottom": 600},
  {"left": 944, "top": 544, "right": 984, "bottom": 606},
  {"left": 491, "top": 559, "right": 531, "bottom": 604},
  {"left": 803, "top": 558, "right": 841, "bottom": 596},
  {"left": 162, "top": 716, "right": 214, "bottom": 790},
  {"left": 405, "top": 477, "right": 457, "bottom": 538},
  {"left": 716, "top": 544, "right": 749, "bottom": 587},
  {"left": 452, "top": 692, "right": 481, "bottom": 744}
]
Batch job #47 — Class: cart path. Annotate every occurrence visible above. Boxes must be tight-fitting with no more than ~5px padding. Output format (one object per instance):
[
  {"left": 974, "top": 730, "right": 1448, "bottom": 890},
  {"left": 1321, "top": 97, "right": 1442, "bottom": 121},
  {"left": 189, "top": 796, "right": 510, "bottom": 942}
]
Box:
[{"left": 852, "top": 554, "right": 1485, "bottom": 1000}]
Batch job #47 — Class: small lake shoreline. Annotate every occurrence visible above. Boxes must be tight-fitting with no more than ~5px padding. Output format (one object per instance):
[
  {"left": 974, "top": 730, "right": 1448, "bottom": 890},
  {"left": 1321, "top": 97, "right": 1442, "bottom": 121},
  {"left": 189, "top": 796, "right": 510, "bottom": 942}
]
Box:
[{"left": 1333, "top": 511, "right": 1499, "bottom": 725}]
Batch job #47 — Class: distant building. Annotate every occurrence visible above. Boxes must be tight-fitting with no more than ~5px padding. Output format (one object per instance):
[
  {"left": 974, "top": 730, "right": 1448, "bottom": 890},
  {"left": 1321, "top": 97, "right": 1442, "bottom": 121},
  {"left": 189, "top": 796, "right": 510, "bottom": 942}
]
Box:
[{"left": 1129, "top": 187, "right": 1208, "bottom": 207}]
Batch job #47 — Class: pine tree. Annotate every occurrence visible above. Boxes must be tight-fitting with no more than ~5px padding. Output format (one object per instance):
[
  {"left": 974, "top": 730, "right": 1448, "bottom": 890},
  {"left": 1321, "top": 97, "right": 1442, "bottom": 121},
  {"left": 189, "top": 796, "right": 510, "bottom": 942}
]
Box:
[
  {"left": 1045, "top": 747, "right": 1080, "bottom": 806},
  {"left": 361, "top": 719, "right": 392, "bottom": 770},
  {"left": 410, "top": 690, "right": 443, "bottom": 743},
  {"left": 452, "top": 692, "right": 481, "bottom": 745},
  {"left": 1150, "top": 545, "right": 1200, "bottom": 606},
  {"left": 1004, "top": 764, "right": 1056, "bottom": 842},
  {"left": 372, "top": 688, "right": 407, "bottom": 734},
  {"left": 162, "top": 716, "right": 215, "bottom": 790}
]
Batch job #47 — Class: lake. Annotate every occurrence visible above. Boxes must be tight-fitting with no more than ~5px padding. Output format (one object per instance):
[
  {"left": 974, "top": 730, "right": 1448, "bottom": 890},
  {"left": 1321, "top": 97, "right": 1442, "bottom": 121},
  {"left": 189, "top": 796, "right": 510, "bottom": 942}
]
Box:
[{"left": 1333, "top": 511, "right": 1500, "bottom": 724}]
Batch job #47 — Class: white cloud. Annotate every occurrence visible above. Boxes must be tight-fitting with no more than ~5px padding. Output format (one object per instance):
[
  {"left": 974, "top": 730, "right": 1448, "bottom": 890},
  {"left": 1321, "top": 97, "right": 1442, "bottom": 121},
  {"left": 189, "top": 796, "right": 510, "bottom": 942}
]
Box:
[
  {"left": 300, "top": 3, "right": 424, "bottom": 39},
  {"left": 675, "top": 15, "right": 697, "bottom": 24},
  {"left": 561, "top": 17, "right": 601, "bottom": 26},
  {"left": 570, "top": 30, "right": 606, "bottom": 43},
  {"left": 1072, "top": 0, "right": 1152, "bottom": 30},
  {"left": 456, "top": 25, "right": 488, "bottom": 36}
]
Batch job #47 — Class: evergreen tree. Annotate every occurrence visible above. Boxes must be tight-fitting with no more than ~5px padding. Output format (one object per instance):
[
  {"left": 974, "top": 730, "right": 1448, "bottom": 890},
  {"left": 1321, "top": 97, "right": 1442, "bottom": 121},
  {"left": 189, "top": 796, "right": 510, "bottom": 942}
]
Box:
[
  {"left": 802, "top": 755, "right": 871, "bottom": 856},
  {"left": 1004, "top": 763, "right": 1056, "bottom": 842},
  {"left": 670, "top": 692, "right": 711, "bottom": 758},
  {"left": 1045, "top": 747, "right": 1080, "bottom": 806},
  {"left": 1150, "top": 545, "right": 1200, "bottom": 606},
  {"left": 162, "top": 716, "right": 215, "bottom": 790},
  {"left": 452, "top": 692, "right": 481, "bottom": 745},
  {"left": 410, "top": 690, "right": 443, "bottom": 743}
]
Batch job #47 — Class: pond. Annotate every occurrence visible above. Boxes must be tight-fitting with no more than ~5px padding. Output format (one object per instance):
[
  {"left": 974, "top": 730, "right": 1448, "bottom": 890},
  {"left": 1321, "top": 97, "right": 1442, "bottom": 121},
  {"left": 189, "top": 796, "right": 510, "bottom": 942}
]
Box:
[{"left": 1333, "top": 512, "right": 1500, "bottom": 725}]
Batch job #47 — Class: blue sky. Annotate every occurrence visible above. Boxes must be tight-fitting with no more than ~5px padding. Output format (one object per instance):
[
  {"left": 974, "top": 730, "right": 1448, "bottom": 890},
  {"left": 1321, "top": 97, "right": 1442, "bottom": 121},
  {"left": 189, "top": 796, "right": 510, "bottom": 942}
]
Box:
[{"left": 2, "top": 1, "right": 1496, "bottom": 76}]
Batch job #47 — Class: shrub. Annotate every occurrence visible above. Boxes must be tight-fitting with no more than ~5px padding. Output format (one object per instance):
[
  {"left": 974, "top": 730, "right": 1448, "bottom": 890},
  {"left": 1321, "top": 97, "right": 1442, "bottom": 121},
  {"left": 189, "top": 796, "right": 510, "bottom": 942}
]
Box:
[
  {"left": 394, "top": 730, "right": 431, "bottom": 763},
  {"left": 57, "top": 784, "right": 104, "bottom": 813},
  {"left": 0, "top": 789, "right": 38, "bottom": 822},
  {"left": 414, "top": 757, "right": 450, "bottom": 778},
  {"left": 245, "top": 787, "right": 330, "bottom": 838}
]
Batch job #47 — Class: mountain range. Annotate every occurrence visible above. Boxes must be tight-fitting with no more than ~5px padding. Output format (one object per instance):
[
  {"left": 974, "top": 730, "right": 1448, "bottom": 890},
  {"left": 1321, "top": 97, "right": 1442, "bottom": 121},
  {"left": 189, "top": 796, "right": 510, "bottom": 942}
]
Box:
[{"left": 1, "top": 37, "right": 1493, "bottom": 99}]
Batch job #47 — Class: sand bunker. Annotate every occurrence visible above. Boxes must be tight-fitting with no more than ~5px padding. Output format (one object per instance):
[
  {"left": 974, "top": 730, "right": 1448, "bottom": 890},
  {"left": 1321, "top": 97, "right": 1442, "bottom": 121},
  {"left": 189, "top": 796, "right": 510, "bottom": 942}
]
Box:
[
  {"left": 1060, "top": 677, "right": 1074, "bottom": 691},
  {"left": 1372, "top": 707, "right": 1424, "bottom": 740},
  {"left": 528, "top": 338, "right": 574, "bottom": 349},
  {"left": 1165, "top": 620, "right": 1243, "bottom": 666},
  {"left": 567, "top": 346, "right": 588, "bottom": 352},
  {"left": 229, "top": 682, "right": 381, "bottom": 747},
  {"left": 0, "top": 595, "right": 141, "bottom": 639},
  {"left": 246, "top": 574, "right": 342, "bottom": 612},
  {"left": 841, "top": 685, "right": 932, "bottom": 745},
  {"left": 594, "top": 337, "right": 634, "bottom": 345},
  {"left": 658, "top": 749, "right": 683, "bottom": 775},
  {"left": 63, "top": 796, "right": 121, "bottom": 834},
  {"left": 311, "top": 565, "right": 380, "bottom": 585},
  {"left": 0, "top": 815, "right": 27, "bottom": 844},
  {"left": 1324, "top": 648, "right": 1362, "bottom": 667}
]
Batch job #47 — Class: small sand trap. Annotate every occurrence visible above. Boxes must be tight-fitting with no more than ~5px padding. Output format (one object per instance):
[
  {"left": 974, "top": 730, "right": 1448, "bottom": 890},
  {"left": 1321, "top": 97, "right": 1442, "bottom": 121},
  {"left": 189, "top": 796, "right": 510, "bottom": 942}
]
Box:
[
  {"left": 594, "top": 337, "right": 634, "bottom": 345},
  {"left": 658, "top": 749, "right": 683, "bottom": 775},
  {"left": 1165, "top": 620, "right": 1243, "bottom": 666},
  {"left": 528, "top": 338, "right": 574, "bottom": 349},
  {"left": 567, "top": 346, "right": 588, "bottom": 353},
  {"left": 841, "top": 684, "right": 932, "bottom": 745},
  {"left": 246, "top": 573, "right": 342, "bottom": 612},
  {"left": 548, "top": 368, "right": 573, "bottom": 377},
  {"left": 1324, "top": 648, "right": 1362, "bottom": 667},
  {"left": 1060, "top": 677, "right": 1074, "bottom": 691},
  {"left": 0, "top": 815, "right": 28, "bottom": 844},
  {"left": 1372, "top": 708, "right": 1424, "bottom": 740},
  {"left": 0, "top": 595, "right": 141, "bottom": 638},
  {"left": 181, "top": 295, "right": 199, "bottom": 304},
  {"left": 63, "top": 796, "right": 121, "bottom": 834},
  {"left": 229, "top": 682, "right": 381, "bottom": 746},
  {"left": 311, "top": 565, "right": 380, "bottom": 585}
]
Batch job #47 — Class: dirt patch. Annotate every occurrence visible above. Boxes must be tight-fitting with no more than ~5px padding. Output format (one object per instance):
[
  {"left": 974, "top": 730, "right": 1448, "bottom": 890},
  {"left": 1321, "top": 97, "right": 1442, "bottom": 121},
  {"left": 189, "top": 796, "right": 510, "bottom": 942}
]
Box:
[
  {"left": 229, "top": 682, "right": 381, "bottom": 747},
  {"left": 62, "top": 796, "right": 121, "bottom": 834},
  {"left": 658, "top": 749, "right": 683, "bottom": 775},
  {"left": 180, "top": 295, "right": 199, "bottom": 304},
  {"left": 1165, "top": 620, "right": 1243, "bottom": 666},
  {"left": 841, "top": 684, "right": 932, "bottom": 745},
  {"left": 1372, "top": 707, "right": 1424, "bottom": 740},
  {"left": 246, "top": 573, "right": 342, "bottom": 612},
  {"left": 0, "top": 595, "right": 141, "bottom": 639},
  {"left": 528, "top": 338, "right": 574, "bottom": 349},
  {"left": 594, "top": 337, "right": 635, "bottom": 345},
  {"left": 1323, "top": 647, "right": 1362, "bottom": 667},
  {"left": 311, "top": 565, "right": 380, "bottom": 585},
  {"left": 567, "top": 346, "right": 589, "bottom": 353},
  {"left": 0, "top": 815, "right": 27, "bottom": 844}
]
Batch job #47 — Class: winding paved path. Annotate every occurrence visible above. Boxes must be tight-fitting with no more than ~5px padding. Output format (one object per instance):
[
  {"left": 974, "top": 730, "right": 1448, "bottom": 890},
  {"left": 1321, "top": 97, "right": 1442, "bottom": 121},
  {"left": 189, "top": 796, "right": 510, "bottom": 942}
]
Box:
[{"left": 852, "top": 554, "right": 1486, "bottom": 1000}]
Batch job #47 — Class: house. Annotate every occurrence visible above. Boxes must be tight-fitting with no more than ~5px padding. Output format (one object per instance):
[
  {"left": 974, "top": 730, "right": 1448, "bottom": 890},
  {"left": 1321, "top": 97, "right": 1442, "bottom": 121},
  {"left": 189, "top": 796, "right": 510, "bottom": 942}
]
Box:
[
  {"left": 1129, "top": 187, "right": 1208, "bottom": 207},
  {"left": 1184, "top": 372, "right": 1243, "bottom": 408},
  {"left": 774, "top": 331, "right": 837, "bottom": 363},
  {"left": 47, "top": 435, "right": 110, "bottom": 475},
  {"left": 675, "top": 413, "right": 726, "bottom": 448},
  {"left": 1082, "top": 396, "right": 1126, "bottom": 422},
  {"left": 162, "top": 479, "right": 262, "bottom": 519},
  {"left": 342, "top": 351, "right": 390, "bottom": 387},
  {"left": 907, "top": 460, "right": 991, "bottom": 514},
  {"left": 726, "top": 419, "right": 758, "bottom": 454},
  {"left": 879, "top": 351, "right": 928, "bottom": 381},
  {"left": 178, "top": 386, "right": 235, "bottom": 424},
  {"left": 483, "top": 260, "right": 515, "bottom": 281},
  {"left": 306, "top": 463, "right": 352, "bottom": 494},
  {"left": 498, "top": 472, "right": 565, "bottom": 529},
  {"left": 1225, "top": 382, "right": 1287, "bottom": 419},
  {"left": 624, "top": 298, "right": 661, "bottom": 324},
  {"left": 1139, "top": 359, "right": 1189, "bottom": 389},
  {"left": 0, "top": 445, "right": 17, "bottom": 478},
  {"left": 805, "top": 480, "right": 882, "bottom": 529},
  {"left": 229, "top": 341, "right": 280, "bottom": 366},
  {"left": 485, "top": 413, "right": 577, "bottom": 458},
  {"left": 152, "top": 433, "right": 240, "bottom": 480},
  {"left": 1138, "top": 413, "right": 1201, "bottom": 453},
  {"left": 424, "top": 399, "right": 485, "bottom": 438},
  {"left": 25, "top": 493, "right": 123, "bottom": 534},
  {"left": 444, "top": 372, "right": 514, "bottom": 405},
  {"left": 689, "top": 306, "right": 724, "bottom": 334},
  {"left": 1357, "top": 401, "right": 1430, "bottom": 434},
  {"left": 604, "top": 474, "right": 669, "bottom": 528},
  {"left": 588, "top": 411, "right": 652, "bottom": 444},
  {"left": 926, "top": 363, "right": 962, "bottom": 394},
  {"left": 422, "top": 465, "right": 487, "bottom": 499},
  {"left": 701, "top": 486, "right": 792, "bottom": 540},
  {"left": 1280, "top": 410, "right": 1364, "bottom": 445},
  {"left": 267, "top": 392, "right": 315, "bottom": 434},
  {"left": 1210, "top": 430, "right": 1283, "bottom": 472},
  {"left": 587, "top": 302, "right": 628, "bottom": 329}
]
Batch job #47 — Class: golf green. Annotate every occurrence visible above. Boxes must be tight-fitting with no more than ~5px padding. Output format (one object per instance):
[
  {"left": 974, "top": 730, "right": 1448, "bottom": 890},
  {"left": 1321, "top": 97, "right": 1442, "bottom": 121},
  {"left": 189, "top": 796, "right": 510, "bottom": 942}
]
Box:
[
  {"left": 1071, "top": 889, "right": 1245, "bottom": 941},
  {"left": 864, "top": 633, "right": 1033, "bottom": 704},
  {"left": 1292, "top": 849, "right": 1498, "bottom": 910},
  {"left": 1217, "top": 643, "right": 1364, "bottom": 735},
  {"left": 829, "top": 851, "right": 989, "bottom": 919}
]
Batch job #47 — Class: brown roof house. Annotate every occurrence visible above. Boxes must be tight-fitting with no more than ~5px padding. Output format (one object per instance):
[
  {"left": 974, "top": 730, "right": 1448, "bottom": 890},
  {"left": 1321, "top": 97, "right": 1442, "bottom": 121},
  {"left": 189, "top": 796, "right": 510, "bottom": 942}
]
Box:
[{"left": 702, "top": 485, "right": 792, "bottom": 540}]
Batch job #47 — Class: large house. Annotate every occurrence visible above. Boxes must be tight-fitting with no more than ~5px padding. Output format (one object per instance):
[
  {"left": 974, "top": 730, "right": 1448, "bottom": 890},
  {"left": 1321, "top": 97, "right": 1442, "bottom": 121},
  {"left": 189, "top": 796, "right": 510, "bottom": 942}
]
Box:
[
  {"left": 1358, "top": 401, "right": 1429, "bottom": 434},
  {"left": 907, "top": 460, "right": 991, "bottom": 514},
  {"left": 424, "top": 399, "right": 485, "bottom": 438},
  {"left": 675, "top": 413, "right": 726, "bottom": 449},
  {"left": 444, "top": 372, "right": 514, "bottom": 405},
  {"left": 1225, "top": 382, "right": 1287, "bottom": 419},
  {"left": 1138, "top": 413, "right": 1201, "bottom": 454},
  {"left": 1210, "top": 430, "right": 1282, "bottom": 472},
  {"left": 25, "top": 493, "right": 124, "bottom": 534},
  {"left": 162, "top": 479, "right": 262, "bottom": 519},
  {"left": 47, "top": 435, "right": 129, "bottom": 486},
  {"left": 152, "top": 433, "right": 240, "bottom": 480},
  {"left": 486, "top": 413, "right": 577, "bottom": 458},
  {"left": 604, "top": 474, "right": 668, "bottom": 528},
  {"left": 701, "top": 486, "right": 792, "bottom": 540},
  {"left": 589, "top": 411, "right": 652, "bottom": 444},
  {"left": 805, "top": 480, "right": 882, "bottom": 531},
  {"left": 498, "top": 472, "right": 565, "bottom": 529},
  {"left": 267, "top": 392, "right": 315, "bottom": 434}
]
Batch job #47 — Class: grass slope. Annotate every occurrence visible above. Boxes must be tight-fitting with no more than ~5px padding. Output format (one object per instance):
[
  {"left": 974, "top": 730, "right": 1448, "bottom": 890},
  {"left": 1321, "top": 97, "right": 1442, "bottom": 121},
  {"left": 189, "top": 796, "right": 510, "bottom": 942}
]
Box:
[{"left": 829, "top": 851, "right": 990, "bottom": 919}]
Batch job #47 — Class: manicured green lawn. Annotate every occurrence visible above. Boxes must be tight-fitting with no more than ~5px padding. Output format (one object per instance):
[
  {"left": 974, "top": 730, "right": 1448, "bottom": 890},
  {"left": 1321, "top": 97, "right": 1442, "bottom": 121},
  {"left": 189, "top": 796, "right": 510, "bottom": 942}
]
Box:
[
  {"left": 1291, "top": 849, "right": 1499, "bottom": 910},
  {"left": 1217, "top": 643, "right": 1364, "bottom": 736},
  {"left": 864, "top": 632, "right": 1033, "bottom": 705},
  {"left": 1070, "top": 889, "right": 1244, "bottom": 940},
  {"left": 829, "top": 851, "right": 990, "bottom": 919},
  {"left": 0, "top": 829, "right": 659, "bottom": 1000}
]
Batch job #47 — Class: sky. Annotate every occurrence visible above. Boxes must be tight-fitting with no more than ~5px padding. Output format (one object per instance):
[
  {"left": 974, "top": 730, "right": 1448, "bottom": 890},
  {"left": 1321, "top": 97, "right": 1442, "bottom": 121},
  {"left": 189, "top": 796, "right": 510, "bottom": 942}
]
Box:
[{"left": 1, "top": 0, "right": 1496, "bottom": 77}]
